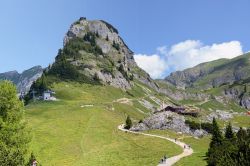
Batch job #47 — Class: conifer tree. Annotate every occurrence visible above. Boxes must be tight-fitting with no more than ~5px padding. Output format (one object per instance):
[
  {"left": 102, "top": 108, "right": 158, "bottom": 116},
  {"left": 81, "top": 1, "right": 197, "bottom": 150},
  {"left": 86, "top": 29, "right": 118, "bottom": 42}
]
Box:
[
  {"left": 125, "top": 115, "right": 132, "bottom": 129},
  {"left": 211, "top": 118, "right": 223, "bottom": 146},
  {"left": 207, "top": 118, "right": 223, "bottom": 166},
  {"left": 0, "top": 81, "right": 31, "bottom": 165},
  {"left": 225, "top": 122, "right": 235, "bottom": 140}
]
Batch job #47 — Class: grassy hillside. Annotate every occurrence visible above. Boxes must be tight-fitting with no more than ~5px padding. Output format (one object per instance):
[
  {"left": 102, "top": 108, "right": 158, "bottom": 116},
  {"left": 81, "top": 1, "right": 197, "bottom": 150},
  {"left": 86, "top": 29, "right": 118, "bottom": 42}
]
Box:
[
  {"left": 144, "top": 129, "right": 210, "bottom": 166},
  {"left": 25, "top": 82, "right": 182, "bottom": 165},
  {"left": 165, "top": 52, "right": 250, "bottom": 89}
]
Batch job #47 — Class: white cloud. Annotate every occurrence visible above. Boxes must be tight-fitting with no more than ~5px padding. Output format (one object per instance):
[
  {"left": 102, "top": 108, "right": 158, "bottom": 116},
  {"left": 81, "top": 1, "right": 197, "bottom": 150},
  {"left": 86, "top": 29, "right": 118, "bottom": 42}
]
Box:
[
  {"left": 166, "top": 40, "right": 243, "bottom": 71},
  {"left": 134, "top": 54, "right": 167, "bottom": 79},
  {"left": 134, "top": 40, "right": 243, "bottom": 79}
]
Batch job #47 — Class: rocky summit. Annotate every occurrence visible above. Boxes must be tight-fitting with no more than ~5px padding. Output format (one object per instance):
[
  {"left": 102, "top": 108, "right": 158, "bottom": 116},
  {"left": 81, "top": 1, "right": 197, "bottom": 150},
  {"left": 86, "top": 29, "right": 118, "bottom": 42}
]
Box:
[{"left": 48, "top": 17, "right": 158, "bottom": 90}]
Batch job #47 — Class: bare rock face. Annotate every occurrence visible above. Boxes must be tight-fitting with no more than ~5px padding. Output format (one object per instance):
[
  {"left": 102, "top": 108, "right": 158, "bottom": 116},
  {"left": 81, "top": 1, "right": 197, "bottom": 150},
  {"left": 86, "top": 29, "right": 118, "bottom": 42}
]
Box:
[
  {"left": 131, "top": 111, "right": 207, "bottom": 137},
  {"left": 97, "top": 71, "right": 131, "bottom": 89},
  {"left": 240, "top": 94, "right": 250, "bottom": 109},
  {"left": 64, "top": 18, "right": 136, "bottom": 67},
  {"left": 58, "top": 17, "right": 155, "bottom": 90},
  {"left": 0, "top": 66, "right": 43, "bottom": 93},
  {"left": 224, "top": 87, "right": 250, "bottom": 109},
  {"left": 206, "top": 110, "right": 233, "bottom": 122}
]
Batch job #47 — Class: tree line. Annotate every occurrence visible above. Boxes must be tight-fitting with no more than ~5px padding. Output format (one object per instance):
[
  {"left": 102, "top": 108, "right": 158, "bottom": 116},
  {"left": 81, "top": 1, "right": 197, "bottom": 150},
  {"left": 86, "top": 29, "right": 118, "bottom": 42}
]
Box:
[{"left": 207, "top": 118, "right": 250, "bottom": 166}]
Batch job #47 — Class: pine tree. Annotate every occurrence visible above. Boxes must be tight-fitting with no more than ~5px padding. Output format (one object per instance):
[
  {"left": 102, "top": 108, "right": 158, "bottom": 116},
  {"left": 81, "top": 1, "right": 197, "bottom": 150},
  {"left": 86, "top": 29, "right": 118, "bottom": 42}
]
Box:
[
  {"left": 40, "top": 74, "right": 48, "bottom": 92},
  {"left": 207, "top": 118, "right": 223, "bottom": 166},
  {"left": 237, "top": 127, "right": 247, "bottom": 142},
  {"left": 211, "top": 118, "right": 223, "bottom": 145},
  {"left": 0, "top": 81, "right": 31, "bottom": 165},
  {"left": 125, "top": 116, "right": 132, "bottom": 129},
  {"left": 236, "top": 127, "right": 248, "bottom": 165},
  {"left": 225, "top": 122, "right": 235, "bottom": 140}
]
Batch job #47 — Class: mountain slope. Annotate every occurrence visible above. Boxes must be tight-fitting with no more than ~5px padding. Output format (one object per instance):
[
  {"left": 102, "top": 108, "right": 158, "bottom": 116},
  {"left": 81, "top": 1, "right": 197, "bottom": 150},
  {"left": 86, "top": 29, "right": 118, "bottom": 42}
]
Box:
[
  {"left": 163, "top": 52, "right": 250, "bottom": 109},
  {"left": 165, "top": 52, "right": 250, "bottom": 89},
  {"left": 23, "top": 18, "right": 189, "bottom": 165},
  {"left": 26, "top": 81, "right": 182, "bottom": 165},
  {"left": 46, "top": 17, "right": 158, "bottom": 91},
  {"left": 23, "top": 18, "right": 250, "bottom": 165},
  {"left": 0, "top": 66, "right": 43, "bottom": 93}
]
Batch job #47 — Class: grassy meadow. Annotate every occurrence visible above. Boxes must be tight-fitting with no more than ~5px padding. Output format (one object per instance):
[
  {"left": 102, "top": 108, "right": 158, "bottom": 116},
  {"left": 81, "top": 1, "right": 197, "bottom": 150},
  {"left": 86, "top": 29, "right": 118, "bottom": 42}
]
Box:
[
  {"left": 25, "top": 82, "right": 182, "bottom": 165},
  {"left": 144, "top": 129, "right": 210, "bottom": 166},
  {"left": 25, "top": 81, "right": 249, "bottom": 165}
]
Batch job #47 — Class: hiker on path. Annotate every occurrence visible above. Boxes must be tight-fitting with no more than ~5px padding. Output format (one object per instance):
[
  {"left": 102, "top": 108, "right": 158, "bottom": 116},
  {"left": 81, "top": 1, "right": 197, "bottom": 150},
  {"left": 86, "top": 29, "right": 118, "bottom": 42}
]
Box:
[{"left": 32, "top": 159, "right": 38, "bottom": 166}]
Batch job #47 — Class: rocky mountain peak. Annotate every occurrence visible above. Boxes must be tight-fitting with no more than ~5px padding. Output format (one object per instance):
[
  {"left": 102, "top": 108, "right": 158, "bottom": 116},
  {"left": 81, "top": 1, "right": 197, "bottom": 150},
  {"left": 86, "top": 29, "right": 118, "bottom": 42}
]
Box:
[
  {"left": 64, "top": 17, "right": 132, "bottom": 53},
  {"left": 48, "top": 17, "right": 158, "bottom": 90}
]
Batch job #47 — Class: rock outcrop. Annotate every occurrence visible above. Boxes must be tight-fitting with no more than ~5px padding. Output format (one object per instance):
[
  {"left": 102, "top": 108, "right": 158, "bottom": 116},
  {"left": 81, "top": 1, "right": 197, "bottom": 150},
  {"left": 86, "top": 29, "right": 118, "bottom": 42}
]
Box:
[
  {"left": 0, "top": 66, "right": 43, "bottom": 93},
  {"left": 224, "top": 86, "right": 250, "bottom": 109},
  {"left": 206, "top": 110, "right": 234, "bottom": 122},
  {"left": 50, "top": 17, "right": 156, "bottom": 90},
  {"left": 131, "top": 111, "right": 207, "bottom": 137}
]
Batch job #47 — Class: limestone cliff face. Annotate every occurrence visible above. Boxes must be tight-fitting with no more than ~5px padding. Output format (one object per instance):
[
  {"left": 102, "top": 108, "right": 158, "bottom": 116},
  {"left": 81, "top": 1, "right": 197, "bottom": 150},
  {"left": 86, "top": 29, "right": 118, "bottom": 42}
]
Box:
[
  {"left": 0, "top": 66, "right": 43, "bottom": 93},
  {"left": 54, "top": 17, "right": 157, "bottom": 90}
]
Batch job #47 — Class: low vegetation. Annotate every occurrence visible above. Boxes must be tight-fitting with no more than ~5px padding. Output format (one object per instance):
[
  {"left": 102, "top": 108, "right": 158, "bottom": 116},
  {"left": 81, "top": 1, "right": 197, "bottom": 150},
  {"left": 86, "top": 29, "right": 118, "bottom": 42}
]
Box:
[
  {"left": 125, "top": 115, "right": 132, "bottom": 129},
  {"left": 25, "top": 82, "right": 182, "bottom": 165},
  {"left": 185, "top": 120, "right": 213, "bottom": 133}
]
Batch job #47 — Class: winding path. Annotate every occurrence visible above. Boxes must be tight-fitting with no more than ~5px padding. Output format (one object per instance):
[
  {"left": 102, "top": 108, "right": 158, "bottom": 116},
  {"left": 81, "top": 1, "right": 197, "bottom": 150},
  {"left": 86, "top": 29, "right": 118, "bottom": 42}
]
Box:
[{"left": 118, "top": 124, "right": 193, "bottom": 166}]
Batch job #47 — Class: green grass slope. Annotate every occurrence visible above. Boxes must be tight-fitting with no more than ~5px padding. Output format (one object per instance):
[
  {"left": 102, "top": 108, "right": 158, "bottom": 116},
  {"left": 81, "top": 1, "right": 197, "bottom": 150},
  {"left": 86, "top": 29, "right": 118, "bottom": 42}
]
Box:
[
  {"left": 144, "top": 130, "right": 210, "bottom": 166},
  {"left": 25, "top": 82, "right": 182, "bottom": 165},
  {"left": 165, "top": 52, "right": 250, "bottom": 89}
]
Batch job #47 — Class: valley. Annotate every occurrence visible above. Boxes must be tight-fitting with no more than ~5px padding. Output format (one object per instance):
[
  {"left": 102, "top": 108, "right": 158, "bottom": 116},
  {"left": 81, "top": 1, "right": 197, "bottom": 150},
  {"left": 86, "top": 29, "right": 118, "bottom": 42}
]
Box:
[
  {"left": 1, "top": 17, "right": 249, "bottom": 166},
  {"left": 25, "top": 82, "right": 183, "bottom": 165}
]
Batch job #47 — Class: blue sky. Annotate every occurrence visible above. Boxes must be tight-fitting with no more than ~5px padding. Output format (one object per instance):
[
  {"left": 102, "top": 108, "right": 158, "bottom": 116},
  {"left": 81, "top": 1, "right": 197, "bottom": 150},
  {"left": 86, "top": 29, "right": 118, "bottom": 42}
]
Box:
[{"left": 0, "top": 0, "right": 249, "bottom": 78}]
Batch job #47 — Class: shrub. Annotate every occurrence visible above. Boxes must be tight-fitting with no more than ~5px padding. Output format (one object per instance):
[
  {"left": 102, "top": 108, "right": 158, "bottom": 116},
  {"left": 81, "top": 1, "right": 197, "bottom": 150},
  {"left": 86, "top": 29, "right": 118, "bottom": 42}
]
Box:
[
  {"left": 125, "top": 116, "right": 132, "bottom": 129},
  {"left": 112, "top": 41, "right": 120, "bottom": 51},
  {"left": 106, "top": 35, "right": 109, "bottom": 41},
  {"left": 185, "top": 120, "right": 213, "bottom": 133}
]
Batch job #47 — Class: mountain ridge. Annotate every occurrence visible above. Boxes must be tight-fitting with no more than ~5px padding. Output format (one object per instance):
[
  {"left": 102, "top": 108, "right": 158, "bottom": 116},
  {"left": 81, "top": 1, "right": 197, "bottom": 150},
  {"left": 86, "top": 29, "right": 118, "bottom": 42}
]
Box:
[
  {"left": 163, "top": 52, "right": 250, "bottom": 109},
  {"left": 0, "top": 66, "right": 43, "bottom": 93},
  {"left": 165, "top": 53, "right": 250, "bottom": 89}
]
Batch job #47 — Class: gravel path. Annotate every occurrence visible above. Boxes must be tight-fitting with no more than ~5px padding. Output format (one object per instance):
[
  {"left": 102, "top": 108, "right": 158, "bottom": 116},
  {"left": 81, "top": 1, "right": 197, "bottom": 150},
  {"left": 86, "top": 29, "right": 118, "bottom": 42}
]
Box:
[{"left": 118, "top": 124, "right": 193, "bottom": 166}]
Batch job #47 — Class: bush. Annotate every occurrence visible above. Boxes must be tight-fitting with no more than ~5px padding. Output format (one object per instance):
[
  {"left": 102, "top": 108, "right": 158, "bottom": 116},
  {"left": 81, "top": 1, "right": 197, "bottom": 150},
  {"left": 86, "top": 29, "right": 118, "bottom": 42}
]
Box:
[
  {"left": 83, "top": 32, "right": 96, "bottom": 46},
  {"left": 63, "top": 37, "right": 103, "bottom": 58},
  {"left": 118, "top": 64, "right": 130, "bottom": 81},
  {"left": 125, "top": 116, "right": 132, "bottom": 129},
  {"left": 93, "top": 73, "right": 100, "bottom": 82},
  {"left": 185, "top": 120, "right": 213, "bottom": 133},
  {"left": 112, "top": 41, "right": 120, "bottom": 51}
]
